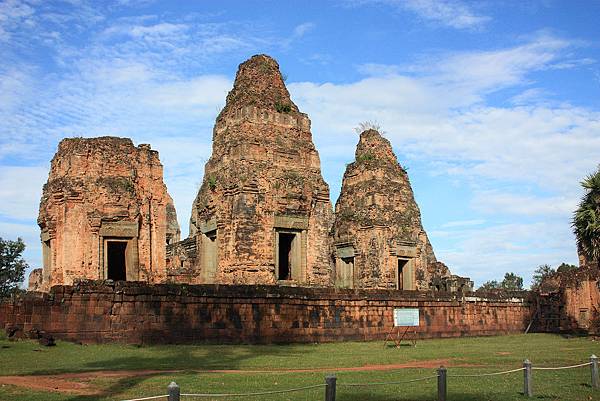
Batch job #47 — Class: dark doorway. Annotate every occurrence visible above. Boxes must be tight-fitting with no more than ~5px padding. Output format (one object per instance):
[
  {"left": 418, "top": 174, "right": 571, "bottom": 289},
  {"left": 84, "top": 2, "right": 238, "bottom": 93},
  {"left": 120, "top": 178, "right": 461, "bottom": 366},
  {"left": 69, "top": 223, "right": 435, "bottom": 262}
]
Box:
[
  {"left": 398, "top": 259, "right": 408, "bottom": 290},
  {"left": 107, "top": 241, "right": 127, "bottom": 281},
  {"left": 278, "top": 233, "right": 295, "bottom": 280}
]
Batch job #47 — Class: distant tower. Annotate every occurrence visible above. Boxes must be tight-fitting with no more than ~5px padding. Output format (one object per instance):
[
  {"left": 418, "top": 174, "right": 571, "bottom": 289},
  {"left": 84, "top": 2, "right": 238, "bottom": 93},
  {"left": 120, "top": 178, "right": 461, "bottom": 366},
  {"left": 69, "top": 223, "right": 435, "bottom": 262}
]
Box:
[
  {"left": 332, "top": 129, "right": 449, "bottom": 290},
  {"left": 183, "top": 54, "right": 334, "bottom": 285},
  {"left": 37, "top": 137, "right": 180, "bottom": 290}
]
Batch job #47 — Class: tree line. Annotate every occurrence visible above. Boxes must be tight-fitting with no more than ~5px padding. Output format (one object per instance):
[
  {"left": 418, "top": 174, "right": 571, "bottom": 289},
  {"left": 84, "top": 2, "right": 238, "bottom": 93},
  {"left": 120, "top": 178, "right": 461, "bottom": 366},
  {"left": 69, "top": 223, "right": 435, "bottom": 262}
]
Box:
[{"left": 477, "top": 263, "right": 577, "bottom": 292}]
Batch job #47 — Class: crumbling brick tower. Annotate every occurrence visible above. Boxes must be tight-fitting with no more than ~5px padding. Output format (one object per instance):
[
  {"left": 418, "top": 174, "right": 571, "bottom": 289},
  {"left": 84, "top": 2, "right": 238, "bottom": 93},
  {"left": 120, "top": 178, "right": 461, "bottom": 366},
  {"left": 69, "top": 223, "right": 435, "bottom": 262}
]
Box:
[
  {"left": 186, "top": 54, "right": 334, "bottom": 285},
  {"left": 37, "top": 137, "right": 180, "bottom": 290},
  {"left": 332, "top": 129, "right": 450, "bottom": 290}
]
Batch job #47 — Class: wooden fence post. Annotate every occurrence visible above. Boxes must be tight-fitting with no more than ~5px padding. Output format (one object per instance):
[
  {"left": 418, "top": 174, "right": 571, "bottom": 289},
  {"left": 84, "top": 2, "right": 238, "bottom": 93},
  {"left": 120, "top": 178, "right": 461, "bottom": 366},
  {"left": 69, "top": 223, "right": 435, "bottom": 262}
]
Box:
[
  {"left": 168, "top": 381, "right": 180, "bottom": 401},
  {"left": 437, "top": 366, "right": 447, "bottom": 401},
  {"left": 523, "top": 359, "right": 532, "bottom": 397},
  {"left": 591, "top": 354, "right": 599, "bottom": 389},
  {"left": 325, "top": 374, "right": 336, "bottom": 401}
]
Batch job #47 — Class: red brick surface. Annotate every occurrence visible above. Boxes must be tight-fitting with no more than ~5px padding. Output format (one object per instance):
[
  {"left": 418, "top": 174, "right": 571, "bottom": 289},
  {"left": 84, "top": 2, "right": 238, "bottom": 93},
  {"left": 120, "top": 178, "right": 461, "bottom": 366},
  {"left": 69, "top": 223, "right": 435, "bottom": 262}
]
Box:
[{"left": 0, "top": 282, "right": 531, "bottom": 344}]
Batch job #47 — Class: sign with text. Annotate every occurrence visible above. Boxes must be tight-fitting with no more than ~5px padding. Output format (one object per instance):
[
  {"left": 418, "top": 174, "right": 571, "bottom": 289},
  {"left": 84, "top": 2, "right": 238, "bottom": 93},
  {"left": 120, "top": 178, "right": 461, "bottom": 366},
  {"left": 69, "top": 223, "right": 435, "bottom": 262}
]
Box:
[{"left": 393, "top": 308, "right": 420, "bottom": 327}]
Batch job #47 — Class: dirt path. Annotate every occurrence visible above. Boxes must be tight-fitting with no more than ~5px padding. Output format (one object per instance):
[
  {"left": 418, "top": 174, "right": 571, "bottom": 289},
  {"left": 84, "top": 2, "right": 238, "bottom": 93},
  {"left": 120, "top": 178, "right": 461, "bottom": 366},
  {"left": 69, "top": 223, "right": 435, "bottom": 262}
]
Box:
[{"left": 0, "top": 358, "right": 471, "bottom": 395}]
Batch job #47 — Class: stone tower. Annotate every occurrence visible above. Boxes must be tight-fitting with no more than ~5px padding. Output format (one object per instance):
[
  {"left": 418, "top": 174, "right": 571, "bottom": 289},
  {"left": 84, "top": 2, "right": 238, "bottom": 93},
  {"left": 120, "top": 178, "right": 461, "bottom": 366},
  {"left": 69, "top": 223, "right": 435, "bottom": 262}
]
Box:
[
  {"left": 332, "top": 129, "right": 449, "bottom": 290},
  {"left": 183, "top": 54, "right": 334, "bottom": 285},
  {"left": 37, "top": 137, "right": 180, "bottom": 290}
]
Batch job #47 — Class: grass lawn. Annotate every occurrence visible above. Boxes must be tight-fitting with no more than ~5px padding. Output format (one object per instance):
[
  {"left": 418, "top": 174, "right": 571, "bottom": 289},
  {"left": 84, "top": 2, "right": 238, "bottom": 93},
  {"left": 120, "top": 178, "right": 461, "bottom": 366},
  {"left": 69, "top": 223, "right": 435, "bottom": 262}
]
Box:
[{"left": 1, "top": 333, "right": 599, "bottom": 400}]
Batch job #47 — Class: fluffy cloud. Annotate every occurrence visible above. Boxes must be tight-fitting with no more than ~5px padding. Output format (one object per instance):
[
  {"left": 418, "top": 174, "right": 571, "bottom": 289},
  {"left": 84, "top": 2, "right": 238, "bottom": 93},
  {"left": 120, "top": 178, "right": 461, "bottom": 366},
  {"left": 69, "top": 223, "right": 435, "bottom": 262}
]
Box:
[
  {"left": 348, "top": 0, "right": 490, "bottom": 30},
  {"left": 402, "top": 0, "right": 490, "bottom": 29},
  {"left": 0, "top": 166, "right": 47, "bottom": 221},
  {"left": 0, "top": 0, "right": 35, "bottom": 42},
  {"left": 289, "top": 34, "right": 597, "bottom": 284},
  {"left": 291, "top": 35, "right": 600, "bottom": 192},
  {"left": 433, "top": 220, "right": 577, "bottom": 285}
]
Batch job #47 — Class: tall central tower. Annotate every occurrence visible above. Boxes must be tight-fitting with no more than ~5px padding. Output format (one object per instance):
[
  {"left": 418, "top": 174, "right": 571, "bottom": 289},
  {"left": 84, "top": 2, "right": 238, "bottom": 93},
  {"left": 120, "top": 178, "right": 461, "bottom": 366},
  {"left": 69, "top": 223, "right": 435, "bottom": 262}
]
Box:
[{"left": 187, "top": 54, "right": 333, "bottom": 285}]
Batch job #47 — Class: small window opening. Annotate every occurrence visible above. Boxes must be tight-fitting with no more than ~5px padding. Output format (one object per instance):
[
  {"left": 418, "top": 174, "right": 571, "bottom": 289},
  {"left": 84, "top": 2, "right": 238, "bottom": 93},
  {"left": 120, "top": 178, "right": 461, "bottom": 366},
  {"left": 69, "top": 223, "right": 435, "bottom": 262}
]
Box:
[{"left": 107, "top": 241, "right": 127, "bottom": 281}]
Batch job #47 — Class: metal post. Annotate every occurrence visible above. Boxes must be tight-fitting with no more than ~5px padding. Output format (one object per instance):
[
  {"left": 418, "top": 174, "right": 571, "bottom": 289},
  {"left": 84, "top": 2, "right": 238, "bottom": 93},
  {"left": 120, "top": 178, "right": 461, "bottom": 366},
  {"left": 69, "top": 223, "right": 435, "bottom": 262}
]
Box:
[
  {"left": 325, "top": 374, "right": 336, "bottom": 401},
  {"left": 591, "top": 354, "right": 599, "bottom": 389},
  {"left": 168, "top": 381, "right": 180, "bottom": 401},
  {"left": 437, "top": 366, "right": 447, "bottom": 401},
  {"left": 523, "top": 359, "right": 532, "bottom": 397}
]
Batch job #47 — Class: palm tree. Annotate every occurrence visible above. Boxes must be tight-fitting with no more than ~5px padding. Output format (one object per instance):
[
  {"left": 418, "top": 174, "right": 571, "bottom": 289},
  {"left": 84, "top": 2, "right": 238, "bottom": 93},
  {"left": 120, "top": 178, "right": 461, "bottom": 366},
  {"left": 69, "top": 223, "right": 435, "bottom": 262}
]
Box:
[{"left": 573, "top": 168, "right": 600, "bottom": 268}]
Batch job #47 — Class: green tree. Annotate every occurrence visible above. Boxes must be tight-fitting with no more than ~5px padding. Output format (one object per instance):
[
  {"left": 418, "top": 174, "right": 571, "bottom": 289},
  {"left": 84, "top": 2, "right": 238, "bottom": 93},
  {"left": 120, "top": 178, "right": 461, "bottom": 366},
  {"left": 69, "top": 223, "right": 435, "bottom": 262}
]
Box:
[
  {"left": 573, "top": 168, "right": 600, "bottom": 266},
  {"left": 0, "top": 237, "right": 28, "bottom": 298},
  {"left": 478, "top": 280, "right": 501, "bottom": 291},
  {"left": 531, "top": 264, "right": 556, "bottom": 290},
  {"left": 556, "top": 262, "right": 577, "bottom": 273},
  {"left": 501, "top": 272, "right": 524, "bottom": 290}
]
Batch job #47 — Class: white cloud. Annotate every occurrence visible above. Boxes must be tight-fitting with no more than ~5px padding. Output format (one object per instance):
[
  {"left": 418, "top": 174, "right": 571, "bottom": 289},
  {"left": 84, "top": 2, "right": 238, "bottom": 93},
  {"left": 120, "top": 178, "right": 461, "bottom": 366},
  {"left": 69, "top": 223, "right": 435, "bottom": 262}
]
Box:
[
  {"left": 291, "top": 35, "right": 600, "bottom": 192},
  {"left": 102, "top": 21, "right": 189, "bottom": 43},
  {"left": 471, "top": 191, "right": 578, "bottom": 217},
  {"left": 440, "top": 219, "right": 485, "bottom": 228},
  {"left": 0, "top": 65, "right": 34, "bottom": 111},
  {"left": 292, "top": 22, "right": 315, "bottom": 38},
  {"left": 0, "top": 166, "right": 48, "bottom": 221},
  {"left": 435, "top": 221, "right": 577, "bottom": 287},
  {"left": 349, "top": 0, "right": 490, "bottom": 30},
  {"left": 280, "top": 22, "right": 316, "bottom": 49},
  {"left": 402, "top": 0, "right": 490, "bottom": 29},
  {"left": 427, "top": 34, "right": 570, "bottom": 96},
  {"left": 0, "top": 0, "right": 35, "bottom": 42},
  {"left": 357, "top": 63, "right": 400, "bottom": 76},
  {"left": 510, "top": 88, "right": 550, "bottom": 106}
]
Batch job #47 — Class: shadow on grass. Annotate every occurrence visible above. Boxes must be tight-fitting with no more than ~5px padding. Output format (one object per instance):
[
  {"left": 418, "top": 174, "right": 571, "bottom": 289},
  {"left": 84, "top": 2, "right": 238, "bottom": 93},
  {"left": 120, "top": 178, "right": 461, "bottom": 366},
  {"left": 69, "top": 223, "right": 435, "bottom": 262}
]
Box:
[{"left": 26, "top": 341, "right": 300, "bottom": 401}]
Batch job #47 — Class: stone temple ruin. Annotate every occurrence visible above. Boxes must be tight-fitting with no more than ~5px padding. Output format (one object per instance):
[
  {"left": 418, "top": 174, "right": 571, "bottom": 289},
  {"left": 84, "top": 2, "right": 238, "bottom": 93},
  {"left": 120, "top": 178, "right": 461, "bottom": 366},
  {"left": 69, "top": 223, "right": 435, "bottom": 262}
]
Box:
[
  {"left": 170, "top": 55, "right": 333, "bottom": 285},
  {"left": 31, "top": 54, "right": 472, "bottom": 293},
  {"left": 333, "top": 129, "right": 459, "bottom": 291},
  {"left": 34, "top": 137, "right": 180, "bottom": 291}
]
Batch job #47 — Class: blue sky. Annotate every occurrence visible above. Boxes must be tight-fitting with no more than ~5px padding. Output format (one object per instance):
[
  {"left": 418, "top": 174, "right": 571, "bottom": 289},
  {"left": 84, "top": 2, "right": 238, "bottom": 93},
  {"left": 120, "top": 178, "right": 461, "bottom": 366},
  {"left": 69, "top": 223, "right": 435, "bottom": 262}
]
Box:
[{"left": 1, "top": 0, "right": 600, "bottom": 287}]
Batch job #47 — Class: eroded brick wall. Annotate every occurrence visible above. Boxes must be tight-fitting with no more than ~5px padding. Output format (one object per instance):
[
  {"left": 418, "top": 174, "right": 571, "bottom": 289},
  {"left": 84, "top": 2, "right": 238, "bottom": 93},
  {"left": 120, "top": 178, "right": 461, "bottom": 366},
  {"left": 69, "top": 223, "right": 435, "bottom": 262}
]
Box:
[
  {"left": 534, "top": 268, "right": 600, "bottom": 334},
  {"left": 0, "top": 283, "right": 531, "bottom": 344}
]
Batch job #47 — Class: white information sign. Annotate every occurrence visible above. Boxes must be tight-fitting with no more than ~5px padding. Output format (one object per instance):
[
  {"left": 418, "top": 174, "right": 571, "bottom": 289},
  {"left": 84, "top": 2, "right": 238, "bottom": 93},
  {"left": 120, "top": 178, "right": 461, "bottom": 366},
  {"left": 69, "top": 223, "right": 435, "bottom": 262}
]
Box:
[{"left": 393, "top": 308, "right": 420, "bottom": 327}]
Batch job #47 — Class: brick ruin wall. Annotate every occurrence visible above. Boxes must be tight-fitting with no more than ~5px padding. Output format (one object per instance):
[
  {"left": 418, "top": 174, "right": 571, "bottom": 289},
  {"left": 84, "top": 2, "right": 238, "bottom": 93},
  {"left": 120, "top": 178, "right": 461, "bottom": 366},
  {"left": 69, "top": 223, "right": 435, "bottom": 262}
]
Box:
[
  {"left": 1, "top": 283, "right": 531, "bottom": 344},
  {"left": 533, "top": 268, "right": 600, "bottom": 334}
]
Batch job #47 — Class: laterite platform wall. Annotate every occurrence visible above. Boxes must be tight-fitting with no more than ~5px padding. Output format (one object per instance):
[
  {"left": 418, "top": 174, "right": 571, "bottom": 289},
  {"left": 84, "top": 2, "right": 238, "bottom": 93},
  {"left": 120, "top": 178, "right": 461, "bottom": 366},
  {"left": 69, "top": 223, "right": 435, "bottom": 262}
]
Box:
[{"left": 0, "top": 282, "right": 531, "bottom": 344}]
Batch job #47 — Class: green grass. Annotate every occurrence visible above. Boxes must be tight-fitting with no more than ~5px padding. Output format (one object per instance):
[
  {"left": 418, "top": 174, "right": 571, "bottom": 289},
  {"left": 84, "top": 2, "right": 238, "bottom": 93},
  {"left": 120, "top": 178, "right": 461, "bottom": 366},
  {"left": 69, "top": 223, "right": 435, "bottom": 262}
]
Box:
[{"left": 1, "top": 333, "right": 599, "bottom": 400}]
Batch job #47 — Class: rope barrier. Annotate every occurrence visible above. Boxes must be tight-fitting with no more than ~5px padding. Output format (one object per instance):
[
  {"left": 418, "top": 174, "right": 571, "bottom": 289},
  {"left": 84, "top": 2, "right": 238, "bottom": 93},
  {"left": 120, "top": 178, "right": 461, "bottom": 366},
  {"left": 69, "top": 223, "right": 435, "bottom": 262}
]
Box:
[
  {"left": 121, "top": 395, "right": 169, "bottom": 401},
  {"left": 337, "top": 374, "right": 439, "bottom": 387},
  {"left": 448, "top": 367, "right": 525, "bottom": 377},
  {"left": 122, "top": 358, "right": 597, "bottom": 400},
  {"left": 180, "top": 383, "right": 326, "bottom": 397},
  {"left": 533, "top": 362, "right": 592, "bottom": 370}
]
